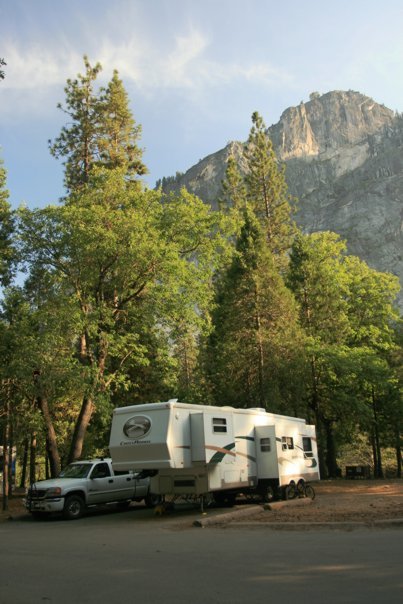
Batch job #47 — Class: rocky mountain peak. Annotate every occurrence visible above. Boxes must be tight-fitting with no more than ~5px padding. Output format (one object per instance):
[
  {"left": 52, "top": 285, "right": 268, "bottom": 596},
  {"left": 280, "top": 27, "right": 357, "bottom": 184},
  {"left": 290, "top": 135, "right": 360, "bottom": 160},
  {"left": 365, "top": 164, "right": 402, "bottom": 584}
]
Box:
[
  {"left": 159, "top": 91, "right": 403, "bottom": 308},
  {"left": 270, "top": 90, "right": 395, "bottom": 161}
]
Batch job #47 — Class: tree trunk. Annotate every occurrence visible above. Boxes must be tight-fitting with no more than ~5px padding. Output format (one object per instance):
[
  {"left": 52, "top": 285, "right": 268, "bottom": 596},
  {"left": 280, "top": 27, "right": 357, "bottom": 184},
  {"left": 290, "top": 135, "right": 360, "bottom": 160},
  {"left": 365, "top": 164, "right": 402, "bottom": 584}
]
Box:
[
  {"left": 254, "top": 283, "right": 265, "bottom": 409},
  {"left": 2, "top": 399, "right": 10, "bottom": 511},
  {"left": 29, "top": 433, "right": 37, "bottom": 484},
  {"left": 324, "top": 420, "right": 339, "bottom": 478},
  {"left": 8, "top": 424, "right": 14, "bottom": 495},
  {"left": 309, "top": 356, "right": 327, "bottom": 477},
  {"left": 395, "top": 428, "right": 402, "bottom": 478},
  {"left": 68, "top": 395, "right": 94, "bottom": 462},
  {"left": 314, "top": 414, "right": 328, "bottom": 479},
  {"left": 19, "top": 438, "right": 29, "bottom": 489},
  {"left": 370, "top": 432, "right": 378, "bottom": 477},
  {"left": 33, "top": 372, "right": 61, "bottom": 477},
  {"left": 372, "top": 387, "right": 384, "bottom": 478}
]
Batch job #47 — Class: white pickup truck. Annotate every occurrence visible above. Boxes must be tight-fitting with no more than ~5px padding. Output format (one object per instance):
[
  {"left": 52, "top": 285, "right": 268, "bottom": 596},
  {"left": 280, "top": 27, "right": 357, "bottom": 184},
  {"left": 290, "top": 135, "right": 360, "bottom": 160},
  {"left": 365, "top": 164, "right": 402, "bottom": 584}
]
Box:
[{"left": 25, "top": 458, "right": 159, "bottom": 519}]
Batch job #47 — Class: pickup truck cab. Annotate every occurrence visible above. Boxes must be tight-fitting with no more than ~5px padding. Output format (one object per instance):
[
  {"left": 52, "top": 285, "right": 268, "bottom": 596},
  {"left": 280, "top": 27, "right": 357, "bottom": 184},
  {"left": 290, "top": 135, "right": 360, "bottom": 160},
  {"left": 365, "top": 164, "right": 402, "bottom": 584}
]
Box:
[{"left": 25, "top": 458, "right": 159, "bottom": 519}]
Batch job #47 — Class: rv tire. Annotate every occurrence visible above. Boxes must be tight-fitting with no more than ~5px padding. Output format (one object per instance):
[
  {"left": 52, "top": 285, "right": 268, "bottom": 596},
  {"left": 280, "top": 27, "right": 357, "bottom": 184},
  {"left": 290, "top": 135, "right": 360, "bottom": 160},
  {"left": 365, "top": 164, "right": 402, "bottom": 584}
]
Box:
[
  {"left": 304, "top": 484, "right": 316, "bottom": 500},
  {"left": 261, "top": 486, "right": 275, "bottom": 503},
  {"left": 284, "top": 484, "right": 295, "bottom": 500},
  {"left": 213, "top": 492, "right": 236, "bottom": 507}
]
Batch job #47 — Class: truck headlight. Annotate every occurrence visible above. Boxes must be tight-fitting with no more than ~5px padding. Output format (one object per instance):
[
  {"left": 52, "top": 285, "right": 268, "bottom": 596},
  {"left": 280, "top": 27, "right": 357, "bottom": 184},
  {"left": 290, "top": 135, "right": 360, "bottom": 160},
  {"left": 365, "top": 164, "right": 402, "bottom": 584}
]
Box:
[{"left": 46, "top": 487, "right": 62, "bottom": 497}]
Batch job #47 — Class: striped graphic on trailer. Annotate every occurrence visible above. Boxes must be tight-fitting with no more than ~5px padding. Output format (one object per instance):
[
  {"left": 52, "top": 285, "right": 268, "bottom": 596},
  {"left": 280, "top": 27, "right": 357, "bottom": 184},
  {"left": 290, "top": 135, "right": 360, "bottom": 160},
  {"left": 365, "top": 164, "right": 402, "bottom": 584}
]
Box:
[{"left": 207, "top": 442, "right": 256, "bottom": 463}]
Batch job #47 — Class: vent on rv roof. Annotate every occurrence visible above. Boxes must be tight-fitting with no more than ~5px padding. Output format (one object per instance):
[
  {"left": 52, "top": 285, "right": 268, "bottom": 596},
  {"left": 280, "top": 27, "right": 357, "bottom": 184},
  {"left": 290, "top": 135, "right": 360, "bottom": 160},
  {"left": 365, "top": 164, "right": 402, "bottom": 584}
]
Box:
[{"left": 250, "top": 408, "right": 266, "bottom": 412}]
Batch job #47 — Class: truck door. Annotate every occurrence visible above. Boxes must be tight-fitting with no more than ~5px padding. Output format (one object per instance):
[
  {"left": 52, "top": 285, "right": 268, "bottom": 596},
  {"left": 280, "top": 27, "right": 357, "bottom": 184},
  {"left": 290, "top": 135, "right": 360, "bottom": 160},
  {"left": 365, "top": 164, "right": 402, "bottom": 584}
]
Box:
[{"left": 88, "top": 462, "right": 133, "bottom": 504}]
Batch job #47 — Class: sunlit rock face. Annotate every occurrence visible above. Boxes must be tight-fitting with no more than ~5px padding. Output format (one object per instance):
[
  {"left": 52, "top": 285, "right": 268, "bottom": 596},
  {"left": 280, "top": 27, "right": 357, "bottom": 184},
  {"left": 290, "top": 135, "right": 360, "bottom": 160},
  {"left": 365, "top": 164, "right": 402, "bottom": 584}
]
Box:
[{"left": 160, "top": 91, "right": 403, "bottom": 308}]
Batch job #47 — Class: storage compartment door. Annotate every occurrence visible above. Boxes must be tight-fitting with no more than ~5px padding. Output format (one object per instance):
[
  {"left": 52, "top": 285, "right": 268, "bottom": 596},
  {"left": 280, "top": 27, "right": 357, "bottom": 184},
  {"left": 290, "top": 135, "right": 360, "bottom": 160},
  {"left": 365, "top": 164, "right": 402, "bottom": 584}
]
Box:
[
  {"left": 255, "top": 425, "right": 278, "bottom": 480},
  {"left": 190, "top": 413, "right": 206, "bottom": 463}
]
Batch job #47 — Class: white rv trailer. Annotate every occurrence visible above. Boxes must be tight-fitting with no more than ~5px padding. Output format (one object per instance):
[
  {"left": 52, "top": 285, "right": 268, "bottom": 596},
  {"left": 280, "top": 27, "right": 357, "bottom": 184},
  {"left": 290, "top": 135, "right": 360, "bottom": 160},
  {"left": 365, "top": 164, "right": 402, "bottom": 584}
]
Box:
[{"left": 109, "top": 400, "right": 319, "bottom": 503}]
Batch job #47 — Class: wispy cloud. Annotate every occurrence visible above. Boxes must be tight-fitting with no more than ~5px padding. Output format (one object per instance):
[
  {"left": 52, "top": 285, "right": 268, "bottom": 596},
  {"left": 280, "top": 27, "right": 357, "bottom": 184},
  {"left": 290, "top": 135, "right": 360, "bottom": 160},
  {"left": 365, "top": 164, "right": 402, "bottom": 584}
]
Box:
[
  {"left": 2, "top": 24, "right": 291, "bottom": 119},
  {"left": 2, "top": 43, "right": 81, "bottom": 90}
]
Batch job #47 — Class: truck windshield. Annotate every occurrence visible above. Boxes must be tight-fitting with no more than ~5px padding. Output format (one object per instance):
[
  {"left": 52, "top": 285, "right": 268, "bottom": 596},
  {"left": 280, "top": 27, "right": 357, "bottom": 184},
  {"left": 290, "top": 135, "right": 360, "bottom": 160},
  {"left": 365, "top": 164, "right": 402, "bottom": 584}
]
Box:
[{"left": 58, "top": 463, "right": 92, "bottom": 478}]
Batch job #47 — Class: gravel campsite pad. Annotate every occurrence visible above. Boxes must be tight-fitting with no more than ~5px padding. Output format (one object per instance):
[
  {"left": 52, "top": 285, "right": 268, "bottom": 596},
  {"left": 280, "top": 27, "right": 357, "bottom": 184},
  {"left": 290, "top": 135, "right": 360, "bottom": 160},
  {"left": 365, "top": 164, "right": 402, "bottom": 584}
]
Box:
[{"left": 238, "top": 480, "right": 403, "bottom": 524}]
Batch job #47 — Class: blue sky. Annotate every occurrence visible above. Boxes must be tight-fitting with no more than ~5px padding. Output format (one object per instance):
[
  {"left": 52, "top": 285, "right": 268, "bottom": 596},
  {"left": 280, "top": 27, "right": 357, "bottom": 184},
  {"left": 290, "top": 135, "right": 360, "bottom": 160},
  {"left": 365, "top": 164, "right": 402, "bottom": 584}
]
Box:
[{"left": 2, "top": 0, "right": 403, "bottom": 209}]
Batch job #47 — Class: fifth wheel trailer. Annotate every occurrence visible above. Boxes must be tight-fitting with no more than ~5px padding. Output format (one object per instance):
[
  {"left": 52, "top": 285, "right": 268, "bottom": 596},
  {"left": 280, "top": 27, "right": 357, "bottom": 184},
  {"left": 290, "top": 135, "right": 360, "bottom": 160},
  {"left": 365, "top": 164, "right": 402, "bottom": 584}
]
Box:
[{"left": 109, "top": 400, "right": 319, "bottom": 503}]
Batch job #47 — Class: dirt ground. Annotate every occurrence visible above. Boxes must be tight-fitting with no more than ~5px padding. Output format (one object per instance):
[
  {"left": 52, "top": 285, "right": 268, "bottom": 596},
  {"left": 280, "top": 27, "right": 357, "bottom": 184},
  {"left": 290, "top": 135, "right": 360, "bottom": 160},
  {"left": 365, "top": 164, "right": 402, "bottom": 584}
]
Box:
[
  {"left": 2, "top": 480, "right": 403, "bottom": 524},
  {"left": 242, "top": 479, "right": 403, "bottom": 524},
  {"left": 0, "top": 490, "right": 27, "bottom": 521}
]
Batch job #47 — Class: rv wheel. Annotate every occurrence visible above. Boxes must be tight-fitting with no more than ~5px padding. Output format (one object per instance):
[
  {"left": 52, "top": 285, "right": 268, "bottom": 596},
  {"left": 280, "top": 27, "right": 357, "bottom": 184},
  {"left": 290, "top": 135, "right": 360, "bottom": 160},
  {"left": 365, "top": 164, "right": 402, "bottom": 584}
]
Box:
[
  {"left": 261, "top": 486, "right": 275, "bottom": 503},
  {"left": 213, "top": 492, "right": 236, "bottom": 507},
  {"left": 304, "top": 484, "right": 316, "bottom": 500},
  {"left": 284, "top": 484, "right": 296, "bottom": 500}
]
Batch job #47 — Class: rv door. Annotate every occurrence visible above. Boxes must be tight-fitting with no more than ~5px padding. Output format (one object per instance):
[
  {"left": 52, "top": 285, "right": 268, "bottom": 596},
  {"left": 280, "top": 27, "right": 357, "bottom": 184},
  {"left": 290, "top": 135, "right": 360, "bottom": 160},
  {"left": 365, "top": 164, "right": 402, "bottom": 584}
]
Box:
[{"left": 254, "top": 425, "right": 279, "bottom": 480}]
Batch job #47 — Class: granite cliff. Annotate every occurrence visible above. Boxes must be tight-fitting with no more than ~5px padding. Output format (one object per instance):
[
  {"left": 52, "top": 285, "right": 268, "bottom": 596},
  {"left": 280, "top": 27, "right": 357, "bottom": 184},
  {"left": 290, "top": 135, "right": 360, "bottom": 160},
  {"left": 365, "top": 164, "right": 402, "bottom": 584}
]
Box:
[{"left": 159, "top": 90, "right": 403, "bottom": 308}]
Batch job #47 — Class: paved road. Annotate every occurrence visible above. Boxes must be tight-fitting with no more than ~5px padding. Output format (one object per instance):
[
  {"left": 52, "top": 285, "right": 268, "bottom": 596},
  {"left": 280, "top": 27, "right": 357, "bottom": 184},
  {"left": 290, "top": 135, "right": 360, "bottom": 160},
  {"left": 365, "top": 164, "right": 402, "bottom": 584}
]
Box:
[{"left": 1, "top": 505, "right": 402, "bottom": 604}]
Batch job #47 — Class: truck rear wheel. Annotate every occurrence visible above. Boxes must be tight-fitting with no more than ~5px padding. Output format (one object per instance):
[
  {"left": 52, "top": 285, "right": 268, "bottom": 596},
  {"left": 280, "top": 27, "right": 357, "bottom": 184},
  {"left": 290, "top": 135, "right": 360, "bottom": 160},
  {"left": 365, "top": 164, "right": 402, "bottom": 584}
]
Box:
[
  {"left": 144, "top": 493, "right": 162, "bottom": 508},
  {"left": 63, "top": 495, "right": 85, "bottom": 520}
]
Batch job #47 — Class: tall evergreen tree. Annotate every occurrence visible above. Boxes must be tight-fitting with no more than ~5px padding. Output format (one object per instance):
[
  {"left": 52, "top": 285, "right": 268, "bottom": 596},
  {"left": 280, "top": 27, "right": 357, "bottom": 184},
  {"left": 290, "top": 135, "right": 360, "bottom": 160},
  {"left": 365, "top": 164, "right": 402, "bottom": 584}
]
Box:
[
  {"left": 49, "top": 57, "right": 146, "bottom": 192},
  {"left": 0, "top": 160, "right": 15, "bottom": 286},
  {"left": 208, "top": 209, "right": 302, "bottom": 410},
  {"left": 206, "top": 112, "right": 302, "bottom": 412},
  {"left": 219, "top": 154, "right": 247, "bottom": 214},
  {"left": 49, "top": 56, "right": 102, "bottom": 191},
  {"left": 244, "top": 111, "right": 297, "bottom": 267},
  {"left": 97, "top": 70, "right": 147, "bottom": 184}
]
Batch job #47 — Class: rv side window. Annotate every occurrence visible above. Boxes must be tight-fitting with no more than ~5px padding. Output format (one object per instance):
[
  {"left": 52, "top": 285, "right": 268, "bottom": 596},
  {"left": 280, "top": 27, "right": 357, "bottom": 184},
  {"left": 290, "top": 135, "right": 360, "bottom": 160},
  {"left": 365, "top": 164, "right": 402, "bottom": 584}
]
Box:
[
  {"left": 260, "top": 438, "right": 271, "bottom": 452},
  {"left": 281, "top": 436, "right": 294, "bottom": 450},
  {"left": 212, "top": 418, "right": 227, "bottom": 433},
  {"left": 303, "top": 437, "right": 313, "bottom": 457}
]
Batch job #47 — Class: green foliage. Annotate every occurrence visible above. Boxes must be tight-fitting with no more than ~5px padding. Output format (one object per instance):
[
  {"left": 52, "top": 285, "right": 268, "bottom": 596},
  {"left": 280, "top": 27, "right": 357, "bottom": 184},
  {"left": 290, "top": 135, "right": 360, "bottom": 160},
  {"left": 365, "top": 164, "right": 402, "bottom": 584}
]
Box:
[
  {"left": 244, "top": 111, "right": 297, "bottom": 267},
  {"left": 287, "top": 231, "right": 401, "bottom": 476},
  {"left": 97, "top": 70, "right": 147, "bottom": 183},
  {"left": 16, "top": 167, "right": 229, "bottom": 457},
  {"left": 207, "top": 209, "right": 302, "bottom": 410},
  {"left": 205, "top": 112, "right": 303, "bottom": 413},
  {"left": 49, "top": 57, "right": 146, "bottom": 192},
  {"left": 0, "top": 160, "right": 16, "bottom": 286},
  {"left": 4, "top": 60, "right": 403, "bottom": 477},
  {"left": 49, "top": 56, "right": 102, "bottom": 191}
]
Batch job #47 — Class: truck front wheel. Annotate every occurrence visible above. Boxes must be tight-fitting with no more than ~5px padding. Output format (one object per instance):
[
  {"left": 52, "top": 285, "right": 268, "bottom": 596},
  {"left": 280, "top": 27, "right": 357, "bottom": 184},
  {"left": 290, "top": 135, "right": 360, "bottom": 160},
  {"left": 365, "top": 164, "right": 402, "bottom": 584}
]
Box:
[{"left": 63, "top": 495, "right": 85, "bottom": 520}]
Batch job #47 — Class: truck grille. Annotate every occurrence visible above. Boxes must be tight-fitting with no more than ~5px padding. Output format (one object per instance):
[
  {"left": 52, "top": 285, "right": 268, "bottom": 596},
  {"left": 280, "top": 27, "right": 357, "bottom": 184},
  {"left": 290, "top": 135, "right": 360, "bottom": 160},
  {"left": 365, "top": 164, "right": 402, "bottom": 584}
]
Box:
[{"left": 27, "top": 488, "right": 47, "bottom": 499}]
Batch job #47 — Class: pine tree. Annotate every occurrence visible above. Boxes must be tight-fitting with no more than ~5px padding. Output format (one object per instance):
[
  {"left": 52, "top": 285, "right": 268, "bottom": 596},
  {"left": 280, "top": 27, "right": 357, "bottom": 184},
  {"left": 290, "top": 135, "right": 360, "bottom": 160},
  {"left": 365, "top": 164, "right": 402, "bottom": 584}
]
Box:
[
  {"left": 97, "top": 70, "right": 147, "bottom": 185},
  {"left": 244, "top": 111, "right": 297, "bottom": 267},
  {"left": 49, "top": 56, "right": 102, "bottom": 191},
  {"left": 49, "top": 57, "right": 146, "bottom": 193},
  {"left": 208, "top": 209, "right": 301, "bottom": 410},
  {"left": 220, "top": 154, "right": 247, "bottom": 214},
  {"left": 0, "top": 160, "right": 15, "bottom": 286}
]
